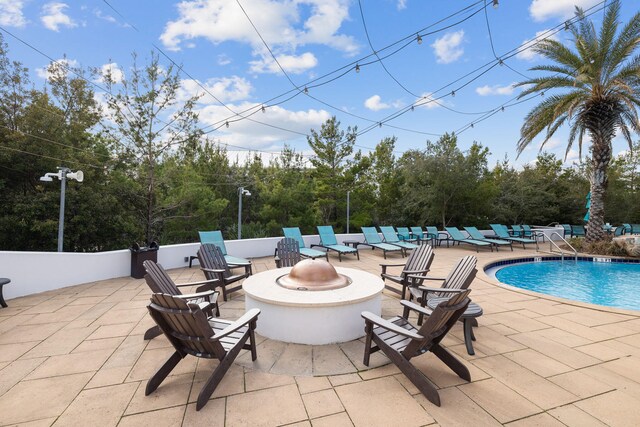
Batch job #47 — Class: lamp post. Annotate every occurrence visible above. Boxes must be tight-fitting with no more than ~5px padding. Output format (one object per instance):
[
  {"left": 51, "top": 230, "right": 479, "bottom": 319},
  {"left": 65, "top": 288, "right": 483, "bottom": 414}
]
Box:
[
  {"left": 237, "top": 187, "right": 251, "bottom": 239},
  {"left": 346, "top": 191, "right": 351, "bottom": 234},
  {"left": 39, "top": 167, "right": 84, "bottom": 252}
]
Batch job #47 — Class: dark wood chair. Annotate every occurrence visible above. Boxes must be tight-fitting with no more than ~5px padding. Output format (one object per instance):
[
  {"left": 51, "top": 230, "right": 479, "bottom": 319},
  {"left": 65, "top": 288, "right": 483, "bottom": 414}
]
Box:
[
  {"left": 362, "top": 289, "right": 472, "bottom": 406},
  {"left": 275, "top": 237, "right": 301, "bottom": 268},
  {"left": 380, "top": 244, "right": 434, "bottom": 300},
  {"left": 408, "top": 255, "right": 477, "bottom": 325},
  {"left": 142, "top": 260, "right": 220, "bottom": 340},
  {"left": 198, "top": 244, "right": 251, "bottom": 301},
  {"left": 0, "top": 278, "right": 9, "bottom": 308},
  {"left": 146, "top": 293, "right": 260, "bottom": 411}
]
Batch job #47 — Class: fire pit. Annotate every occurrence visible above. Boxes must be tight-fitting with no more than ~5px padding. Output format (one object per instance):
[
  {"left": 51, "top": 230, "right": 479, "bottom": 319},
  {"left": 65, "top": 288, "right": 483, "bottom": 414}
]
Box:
[{"left": 243, "top": 261, "right": 384, "bottom": 345}]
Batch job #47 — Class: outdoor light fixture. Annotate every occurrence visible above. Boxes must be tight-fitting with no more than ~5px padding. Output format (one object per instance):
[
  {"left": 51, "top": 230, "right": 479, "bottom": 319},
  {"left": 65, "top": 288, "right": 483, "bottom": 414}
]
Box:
[
  {"left": 237, "top": 187, "right": 251, "bottom": 240},
  {"left": 417, "top": 34, "right": 423, "bottom": 45},
  {"left": 39, "top": 167, "right": 84, "bottom": 252},
  {"left": 225, "top": 121, "right": 230, "bottom": 128},
  {"left": 304, "top": 87, "right": 309, "bottom": 94},
  {"left": 493, "top": 0, "right": 499, "bottom": 9},
  {"left": 261, "top": 105, "right": 266, "bottom": 113},
  {"left": 451, "top": 90, "right": 456, "bottom": 97},
  {"left": 355, "top": 64, "right": 360, "bottom": 73}
]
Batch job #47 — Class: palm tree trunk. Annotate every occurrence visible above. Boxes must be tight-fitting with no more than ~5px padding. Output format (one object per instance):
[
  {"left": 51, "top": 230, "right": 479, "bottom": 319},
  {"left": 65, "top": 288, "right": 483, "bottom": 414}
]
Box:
[{"left": 586, "top": 140, "right": 611, "bottom": 242}]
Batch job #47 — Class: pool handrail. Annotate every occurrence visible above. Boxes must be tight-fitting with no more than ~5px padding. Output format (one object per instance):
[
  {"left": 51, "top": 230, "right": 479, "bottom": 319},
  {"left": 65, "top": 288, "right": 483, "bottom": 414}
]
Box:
[{"left": 543, "top": 231, "right": 577, "bottom": 261}]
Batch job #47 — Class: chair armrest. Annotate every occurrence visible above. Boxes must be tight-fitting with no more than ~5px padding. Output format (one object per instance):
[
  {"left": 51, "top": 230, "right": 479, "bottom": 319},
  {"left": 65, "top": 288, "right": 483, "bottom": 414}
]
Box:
[
  {"left": 212, "top": 309, "right": 261, "bottom": 340},
  {"left": 177, "top": 290, "right": 219, "bottom": 300},
  {"left": 361, "top": 312, "right": 424, "bottom": 340},
  {"left": 407, "top": 274, "right": 444, "bottom": 282},
  {"left": 400, "top": 300, "right": 434, "bottom": 317},
  {"left": 228, "top": 261, "right": 251, "bottom": 267},
  {"left": 379, "top": 263, "right": 406, "bottom": 267},
  {"left": 174, "top": 278, "right": 219, "bottom": 288},
  {"left": 417, "top": 286, "right": 466, "bottom": 294},
  {"left": 200, "top": 267, "right": 226, "bottom": 274},
  {"left": 403, "top": 269, "right": 429, "bottom": 275}
]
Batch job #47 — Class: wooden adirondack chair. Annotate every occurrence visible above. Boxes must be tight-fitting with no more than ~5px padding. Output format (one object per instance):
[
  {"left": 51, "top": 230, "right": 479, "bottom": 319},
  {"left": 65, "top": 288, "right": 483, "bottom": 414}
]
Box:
[
  {"left": 380, "top": 244, "right": 434, "bottom": 300},
  {"left": 407, "top": 255, "right": 477, "bottom": 325},
  {"left": 275, "top": 237, "right": 302, "bottom": 268},
  {"left": 146, "top": 293, "right": 260, "bottom": 411},
  {"left": 362, "top": 289, "right": 472, "bottom": 406},
  {"left": 198, "top": 244, "right": 251, "bottom": 301},
  {"left": 142, "top": 260, "right": 220, "bottom": 340}
]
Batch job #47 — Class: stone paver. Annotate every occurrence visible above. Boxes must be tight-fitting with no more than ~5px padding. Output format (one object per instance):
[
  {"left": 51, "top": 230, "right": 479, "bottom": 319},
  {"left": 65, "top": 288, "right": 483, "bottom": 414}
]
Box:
[{"left": 1, "top": 247, "right": 639, "bottom": 425}]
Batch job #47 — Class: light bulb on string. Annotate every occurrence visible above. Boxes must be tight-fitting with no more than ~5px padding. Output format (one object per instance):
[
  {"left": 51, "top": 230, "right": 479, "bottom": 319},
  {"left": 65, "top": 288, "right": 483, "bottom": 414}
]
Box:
[
  {"left": 355, "top": 64, "right": 360, "bottom": 73},
  {"left": 492, "top": 0, "right": 499, "bottom": 9},
  {"left": 451, "top": 90, "right": 456, "bottom": 97},
  {"left": 261, "top": 105, "right": 266, "bottom": 113},
  {"left": 304, "top": 87, "right": 309, "bottom": 94},
  {"left": 225, "top": 121, "right": 229, "bottom": 128},
  {"left": 417, "top": 34, "right": 423, "bottom": 45}
]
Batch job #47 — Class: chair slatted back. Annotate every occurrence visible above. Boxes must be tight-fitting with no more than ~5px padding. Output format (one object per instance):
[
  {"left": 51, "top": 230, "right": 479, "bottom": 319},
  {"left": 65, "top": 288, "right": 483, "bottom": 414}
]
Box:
[
  {"left": 199, "top": 231, "right": 227, "bottom": 255},
  {"left": 277, "top": 238, "right": 301, "bottom": 267},
  {"left": 148, "top": 293, "right": 225, "bottom": 359},
  {"left": 403, "top": 289, "right": 471, "bottom": 357},
  {"left": 317, "top": 226, "right": 338, "bottom": 245},
  {"left": 283, "top": 227, "right": 307, "bottom": 249},
  {"left": 380, "top": 226, "right": 400, "bottom": 243},
  {"left": 403, "top": 245, "right": 434, "bottom": 276},
  {"left": 434, "top": 255, "right": 477, "bottom": 298},
  {"left": 198, "top": 244, "right": 231, "bottom": 280},
  {"left": 143, "top": 261, "right": 180, "bottom": 296},
  {"left": 362, "top": 227, "right": 383, "bottom": 244}
]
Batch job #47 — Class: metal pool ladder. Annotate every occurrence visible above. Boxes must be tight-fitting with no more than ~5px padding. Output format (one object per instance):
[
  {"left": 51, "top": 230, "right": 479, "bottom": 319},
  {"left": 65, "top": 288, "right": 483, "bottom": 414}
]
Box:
[{"left": 541, "top": 231, "right": 578, "bottom": 261}]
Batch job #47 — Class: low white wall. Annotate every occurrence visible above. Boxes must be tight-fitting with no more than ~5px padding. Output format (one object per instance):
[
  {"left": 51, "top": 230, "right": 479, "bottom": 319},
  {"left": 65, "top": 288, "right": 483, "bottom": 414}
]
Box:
[{"left": 0, "top": 233, "right": 360, "bottom": 300}]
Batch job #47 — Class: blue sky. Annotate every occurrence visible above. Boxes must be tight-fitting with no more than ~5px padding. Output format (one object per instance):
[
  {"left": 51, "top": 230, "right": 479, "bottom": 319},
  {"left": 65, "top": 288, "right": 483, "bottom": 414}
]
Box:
[{"left": 0, "top": 0, "right": 635, "bottom": 167}]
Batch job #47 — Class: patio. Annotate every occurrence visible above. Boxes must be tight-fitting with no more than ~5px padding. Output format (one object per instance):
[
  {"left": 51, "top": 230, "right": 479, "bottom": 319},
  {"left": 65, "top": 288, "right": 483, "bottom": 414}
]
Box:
[{"left": 1, "top": 246, "right": 640, "bottom": 426}]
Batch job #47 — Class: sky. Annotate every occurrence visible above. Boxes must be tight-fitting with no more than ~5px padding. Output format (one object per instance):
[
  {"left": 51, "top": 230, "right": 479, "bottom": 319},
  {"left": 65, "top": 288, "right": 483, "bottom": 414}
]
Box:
[{"left": 0, "top": 0, "right": 636, "bottom": 168}]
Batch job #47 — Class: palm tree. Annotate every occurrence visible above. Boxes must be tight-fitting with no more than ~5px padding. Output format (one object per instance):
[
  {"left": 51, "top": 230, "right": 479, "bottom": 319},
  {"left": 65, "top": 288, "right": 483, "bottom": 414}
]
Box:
[{"left": 516, "top": 2, "right": 640, "bottom": 242}]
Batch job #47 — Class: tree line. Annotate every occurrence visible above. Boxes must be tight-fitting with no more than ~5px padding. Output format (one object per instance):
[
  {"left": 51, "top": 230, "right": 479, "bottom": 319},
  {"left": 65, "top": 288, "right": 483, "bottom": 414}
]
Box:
[{"left": 0, "top": 38, "right": 639, "bottom": 252}]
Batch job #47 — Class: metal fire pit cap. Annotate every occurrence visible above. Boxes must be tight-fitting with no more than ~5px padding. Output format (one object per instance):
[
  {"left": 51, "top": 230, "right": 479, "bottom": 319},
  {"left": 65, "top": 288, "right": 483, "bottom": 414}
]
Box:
[{"left": 276, "top": 259, "right": 351, "bottom": 291}]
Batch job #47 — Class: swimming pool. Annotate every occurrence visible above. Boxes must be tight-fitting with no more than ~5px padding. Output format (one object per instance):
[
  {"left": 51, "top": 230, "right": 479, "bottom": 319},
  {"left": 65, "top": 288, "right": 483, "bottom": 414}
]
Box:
[{"left": 486, "top": 258, "right": 640, "bottom": 311}]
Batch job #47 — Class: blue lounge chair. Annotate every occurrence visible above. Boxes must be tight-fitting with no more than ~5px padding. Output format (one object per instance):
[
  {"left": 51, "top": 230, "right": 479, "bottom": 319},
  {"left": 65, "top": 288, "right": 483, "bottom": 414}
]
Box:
[
  {"left": 511, "top": 225, "right": 524, "bottom": 237},
  {"left": 464, "top": 227, "right": 513, "bottom": 251},
  {"left": 426, "top": 226, "right": 453, "bottom": 247},
  {"left": 410, "top": 226, "right": 429, "bottom": 245},
  {"left": 444, "top": 227, "right": 493, "bottom": 252},
  {"left": 194, "top": 231, "right": 252, "bottom": 273},
  {"left": 632, "top": 224, "right": 640, "bottom": 234},
  {"left": 380, "top": 226, "right": 420, "bottom": 253},
  {"left": 314, "top": 226, "right": 359, "bottom": 261},
  {"left": 361, "top": 227, "right": 404, "bottom": 259},
  {"left": 282, "top": 227, "right": 328, "bottom": 260},
  {"left": 396, "top": 227, "right": 418, "bottom": 243},
  {"left": 521, "top": 225, "right": 537, "bottom": 238},
  {"left": 490, "top": 224, "right": 539, "bottom": 249},
  {"left": 560, "top": 224, "right": 572, "bottom": 238},
  {"left": 571, "top": 225, "right": 585, "bottom": 237}
]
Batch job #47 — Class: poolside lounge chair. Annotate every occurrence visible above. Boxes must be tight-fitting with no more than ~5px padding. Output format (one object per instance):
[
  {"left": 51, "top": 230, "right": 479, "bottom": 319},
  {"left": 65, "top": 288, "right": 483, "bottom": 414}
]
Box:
[
  {"left": 195, "top": 231, "right": 253, "bottom": 273},
  {"left": 444, "top": 227, "right": 493, "bottom": 252},
  {"left": 571, "top": 225, "right": 585, "bottom": 237},
  {"left": 410, "top": 227, "right": 429, "bottom": 245},
  {"left": 560, "top": 224, "right": 572, "bottom": 238},
  {"left": 490, "top": 224, "right": 539, "bottom": 249},
  {"left": 426, "top": 226, "right": 453, "bottom": 247},
  {"left": 380, "top": 244, "right": 434, "bottom": 299},
  {"left": 275, "top": 237, "right": 301, "bottom": 268},
  {"left": 511, "top": 225, "right": 524, "bottom": 237},
  {"left": 142, "top": 260, "right": 220, "bottom": 340},
  {"left": 197, "top": 244, "right": 251, "bottom": 301},
  {"left": 361, "top": 227, "right": 404, "bottom": 259},
  {"left": 632, "top": 224, "right": 640, "bottom": 234},
  {"left": 146, "top": 293, "right": 259, "bottom": 411},
  {"left": 464, "top": 226, "right": 513, "bottom": 251},
  {"left": 282, "top": 227, "right": 328, "bottom": 260},
  {"left": 361, "top": 289, "right": 472, "bottom": 406},
  {"left": 614, "top": 226, "right": 625, "bottom": 236},
  {"left": 380, "top": 226, "right": 420, "bottom": 253},
  {"left": 313, "top": 225, "right": 359, "bottom": 261},
  {"left": 397, "top": 227, "right": 418, "bottom": 243}
]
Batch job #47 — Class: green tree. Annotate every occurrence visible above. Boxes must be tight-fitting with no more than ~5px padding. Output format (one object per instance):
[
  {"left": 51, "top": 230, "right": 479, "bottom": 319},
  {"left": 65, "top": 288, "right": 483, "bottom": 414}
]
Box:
[{"left": 515, "top": 2, "right": 640, "bottom": 241}]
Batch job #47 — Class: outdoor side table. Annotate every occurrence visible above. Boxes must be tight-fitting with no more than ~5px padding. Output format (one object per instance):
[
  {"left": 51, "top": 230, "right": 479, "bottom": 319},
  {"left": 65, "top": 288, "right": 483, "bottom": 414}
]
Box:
[
  {"left": 342, "top": 240, "right": 360, "bottom": 248},
  {"left": 0, "top": 278, "right": 10, "bottom": 308},
  {"left": 427, "top": 297, "right": 483, "bottom": 355}
]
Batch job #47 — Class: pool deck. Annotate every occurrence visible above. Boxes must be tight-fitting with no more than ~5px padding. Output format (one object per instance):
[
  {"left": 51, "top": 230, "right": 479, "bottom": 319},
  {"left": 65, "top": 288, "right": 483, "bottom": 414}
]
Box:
[{"left": 1, "top": 245, "right": 640, "bottom": 426}]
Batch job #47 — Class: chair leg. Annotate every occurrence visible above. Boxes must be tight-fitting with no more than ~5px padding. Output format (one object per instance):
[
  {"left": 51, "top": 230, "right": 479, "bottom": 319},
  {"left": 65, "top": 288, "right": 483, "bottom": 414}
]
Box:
[
  {"left": 431, "top": 344, "right": 471, "bottom": 382},
  {"left": 146, "top": 351, "right": 183, "bottom": 395},
  {"left": 221, "top": 285, "right": 228, "bottom": 301},
  {"left": 363, "top": 322, "right": 373, "bottom": 366},
  {"left": 144, "top": 325, "right": 162, "bottom": 340},
  {"left": 0, "top": 287, "right": 6, "bottom": 308},
  {"left": 249, "top": 320, "right": 258, "bottom": 361}
]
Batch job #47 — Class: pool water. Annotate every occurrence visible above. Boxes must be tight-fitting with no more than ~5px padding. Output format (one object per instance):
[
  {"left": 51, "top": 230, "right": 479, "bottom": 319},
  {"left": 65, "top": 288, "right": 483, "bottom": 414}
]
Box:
[{"left": 493, "top": 260, "right": 640, "bottom": 311}]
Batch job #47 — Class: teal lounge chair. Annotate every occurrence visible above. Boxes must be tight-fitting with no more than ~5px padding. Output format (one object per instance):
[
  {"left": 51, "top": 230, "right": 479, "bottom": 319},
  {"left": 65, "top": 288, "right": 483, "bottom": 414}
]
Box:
[
  {"left": 195, "top": 231, "right": 252, "bottom": 273},
  {"left": 464, "top": 226, "right": 513, "bottom": 251},
  {"left": 314, "top": 226, "right": 359, "bottom": 261},
  {"left": 361, "top": 227, "right": 404, "bottom": 259},
  {"left": 397, "top": 227, "right": 418, "bottom": 243},
  {"left": 521, "top": 225, "right": 536, "bottom": 238},
  {"left": 426, "top": 226, "right": 453, "bottom": 247},
  {"left": 613, "top": 225, "right": 625, "bottom": 236},
  {"left": 444, "top": 227, "right": 493, "bottom": 252},
  {"left": 490, "top": 224, "right": 539, "bottom": 249},
  {"left": 623, "top": 223, "right": 632, "bottom": 234},
  {"left": 511, "top": 225, "right": 524, "bottom": 237},
  {"left": 560, "top": 224, "right": 572, "bottom": 238},
  {"left": 380, "top": 226, "right": 420, "bottom": 253},
  {"left": 282, "top": 227, "right": 328, "bottom": 260},
  {"left": 632, "top": 224, "right": 640, "bottom": 234},
  {"left": 571, "top": 225, "right": 585, "bottom": 237}
]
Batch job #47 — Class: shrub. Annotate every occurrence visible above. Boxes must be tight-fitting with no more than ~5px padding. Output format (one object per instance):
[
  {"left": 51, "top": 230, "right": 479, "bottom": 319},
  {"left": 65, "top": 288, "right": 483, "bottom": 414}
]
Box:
[{"left": 563, "top": 236, "right": 633, "bottom": 257}]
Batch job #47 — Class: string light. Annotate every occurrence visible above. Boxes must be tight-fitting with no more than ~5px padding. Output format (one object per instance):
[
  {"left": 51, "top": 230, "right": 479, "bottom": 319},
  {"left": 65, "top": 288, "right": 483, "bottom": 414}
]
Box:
[
  {"left": 565, "top": 21, "right": 571, "bottom": 30},
  {"left": 378, "top": 122, "right": 382, "bottom": 128},
  {"left": 501, "top": 106, "right": 505, "bottom": 112},
  {"left": 225, "top": 121, "right": 229, "bottom": 128},
  {"left": 492, "top": 0, "right": 499, "bottom": 9},
  {"left": 261, "top": 105, "right": 266, "bottom": 113},
  {"left": 411, "top": 105, "right": 415, "bottom": 111},
  {"left": 470, "top": 123, "right": 474, "bottom": 128},
  {"left": 355, "top": 64, "right": 360, "bottom": 73},
  {"left": 451, "top": 90, "right": 456, "bottom": 97},
  {"left": 304, "top": 87, "right": 309, "bottom": 94},
  {"left": 416, "top": 34, "right": 423, "bottom": 45}
]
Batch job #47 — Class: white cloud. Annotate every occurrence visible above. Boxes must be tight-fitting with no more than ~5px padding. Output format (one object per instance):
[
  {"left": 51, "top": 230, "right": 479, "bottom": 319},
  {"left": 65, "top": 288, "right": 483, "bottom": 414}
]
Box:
[
  {"left": 529, "top": 0, "right": 600, "bottom": 22},
  {"left": 416, "top": 92, "right": 441, "bottom": 109},
  {"left": 178, "top": 76, "right": 253, "bottom": 104},
  {"left": 431, "top": 30, "right": 465, "bottom": 64},
  {"left": 0, "top": 0, "right": 27, "bottom": 28},
  {"left": 41, "top": 2, "right": 77, "bottom": 31},
  {"left": 397, "top": 0, "right": 407, "bottom": 10},
  {"left": 217, "top": 54, "right": 232, "bottom": 66},
  {"left": 564, "top": 148, "right": 579, "bottom": 163},
  {"left": 96, "top": 62, "right": 124, "bottom": 84},
  {"left": 516, "top": 29, "right": 559, "bottom": 61},
  {"left": 249, "top": 52, "right": 318, "bottom": 74},
  {"left": 475, "top": 83, "right": 517, "bottom": 96},
  {"left": 364, "top": 95, "right": 390, "bottom": 111},
  {"left": 94, "top": 9, "right": 117, "bottom": 24},
  {"left": 538, "top": 136, "right": 564, "bottom": 150},
  {"left": 35, "top": 58, "right": 79, "bottom": 80}
]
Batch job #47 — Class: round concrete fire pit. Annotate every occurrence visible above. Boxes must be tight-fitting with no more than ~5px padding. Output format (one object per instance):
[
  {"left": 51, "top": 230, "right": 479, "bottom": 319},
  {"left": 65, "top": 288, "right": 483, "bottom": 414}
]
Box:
[{"left": 243, "top": 265, "right": 384, "bottom": 345}]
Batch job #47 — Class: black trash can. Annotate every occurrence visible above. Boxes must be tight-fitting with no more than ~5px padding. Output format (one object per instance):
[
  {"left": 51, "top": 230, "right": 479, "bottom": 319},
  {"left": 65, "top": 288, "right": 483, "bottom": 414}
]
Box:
[{"left": 130, "top": 242, "right": 159, "bottom": 279}]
